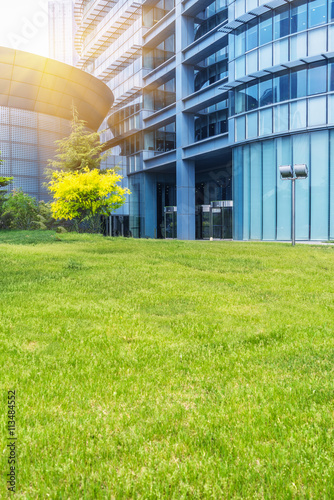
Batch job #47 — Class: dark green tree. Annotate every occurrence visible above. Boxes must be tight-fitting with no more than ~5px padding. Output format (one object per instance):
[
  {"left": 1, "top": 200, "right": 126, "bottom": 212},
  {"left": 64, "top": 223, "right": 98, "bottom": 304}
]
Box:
[
  {"left": 0, "top": 149, "right": 13, "bottom": 215},
  {"left": 0, "top": 176, "right": 13, "bottom": 202},
  {"left": 46, "top": 106, "right": 111, "bottom": 174}
]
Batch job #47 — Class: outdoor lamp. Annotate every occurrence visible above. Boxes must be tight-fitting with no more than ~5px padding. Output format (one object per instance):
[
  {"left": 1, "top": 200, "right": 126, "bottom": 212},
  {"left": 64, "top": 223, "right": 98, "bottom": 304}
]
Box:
[
  {"left": 294, "top": 164, "right": 308, "bottom": 179},
  {"left": 279, "top": 165, "right": 294, "bottom": 179},
  {"left": 278, "top": 164, "right": 308, "bottom": 246}
]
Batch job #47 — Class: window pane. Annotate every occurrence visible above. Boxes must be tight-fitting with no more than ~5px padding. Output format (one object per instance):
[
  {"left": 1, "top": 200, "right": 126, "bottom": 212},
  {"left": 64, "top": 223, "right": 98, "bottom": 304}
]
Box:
[
  {"left": 290, "top": 32, "right": 307, "bottom": 59},
  {"left": 246, "top": 50, "right": 258, "bottom": 73},
  {"left": 274, "top": 103, "right": 289, "bottom": 132},
  {"left": 274, "top": 6, "right": 289, "bottom": 39},
  {"left": 330, "top": 0, "right": 334, "bottom": 21},
  {"left": 293, "top": 134, "right": 310, "bottom": 240},
  {"left": 262, "top": 140, "right": 276, "bottom": 240},
  {"left": 259, "top": 13, "right": 272, "bottom": 45},
  {"left": 308, "top": 27, "right": 327, "bottom": 55},
  {"left": 246, "top": 19, "right": 258, "bottom": 51},
  {"left": 245, "top": 82, "right": 258, "bottom": 111},
  {"left": 235, "top": 0, "right": 245, "bottom": 18},
  {"left": 290, "top": 0, "right": 307, "bottom": 33},
  {"left": 308, "top": 0, "right": 327, "bottom": 27},
  {"left": 329, "top": 24, "right": 334, "bottom": 51},
  {"left": 250, "top": 143, "right": 262, "bottom": 239},
  {"left": 246, "top": 112, "right": 258, "bottom": 138},
  {"left": 329, "top": 62, "right": 334, "bottom": 91},
  {"left": 235, "top": 115, "right": 246, "bottom": 141},
  {"left": 276, "top": 136, "right": 292, "bottom": 240},
  {"left": 308, "top": 63, "right": 327, "bottom": 95},
  {"left": 310, "top": 131, "right": 329, "bottom": 239},
  {"left": 246, "top": 0, "right": 257, "bottom": 11},
  {"left": 235, "top": 27, "right": 246, "bottom": 57},
  {"left": 328, "top": 94, "right": 334, "bottom": 123},
  {"left": 259, "top": 108, "right": 272, "bottom": 135},
  {"left": 273, "top": 38, "right": 288, "bottom": 65},
  {"left": 235, "top": 56, "right": 245, "bottom": 78},
  {"left": 308, "top": 96, "right": 327, "bottom": 126},
  {"left": 259, "top": 44, "right": 272, "bottom": 70},
  {"left": 290, "top": 69, "right": 307, "bottom": 99},
  {"left": 259, "top": 77, "right": 273, "bottom": 106},
  {"left": 235, "top": 86, "right": 246, "bottom": 113},
  {"left": 290, "top": 99, "right": 306, "bottom": 129},
  {"left": 273, "top": 73, "right": 289, "bottom": 102}
]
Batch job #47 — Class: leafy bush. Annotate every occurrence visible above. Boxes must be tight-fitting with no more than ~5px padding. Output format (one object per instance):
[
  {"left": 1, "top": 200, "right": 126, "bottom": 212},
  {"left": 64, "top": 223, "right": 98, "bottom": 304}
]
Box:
[
  {"left": 0, "top": 189, "right": 58, "bottom": 231},
  {"left": 0, "top": 189, "right": 39, "bottom": 230}
]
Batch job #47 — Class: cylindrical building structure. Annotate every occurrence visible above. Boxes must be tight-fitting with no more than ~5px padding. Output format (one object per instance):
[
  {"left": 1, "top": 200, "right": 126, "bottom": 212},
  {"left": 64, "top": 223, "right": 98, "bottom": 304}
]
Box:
[{"left": 0, "top": 46, "right": 113, "bottom": 200}]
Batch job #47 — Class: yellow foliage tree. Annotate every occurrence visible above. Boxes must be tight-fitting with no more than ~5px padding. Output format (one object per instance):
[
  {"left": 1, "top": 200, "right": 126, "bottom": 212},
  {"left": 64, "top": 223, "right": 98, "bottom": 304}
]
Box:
[{"left": 48, "top": 168, "right": 130, "bottom": 230}]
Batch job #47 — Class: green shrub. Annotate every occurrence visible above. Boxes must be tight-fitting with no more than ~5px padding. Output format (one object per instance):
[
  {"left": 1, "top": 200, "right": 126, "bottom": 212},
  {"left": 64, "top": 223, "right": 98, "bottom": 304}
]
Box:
[
  {"left": 0, "top": 190, "right": 58, "bottom": 231},
  {"left": 2, "top": 189, "right": 39, "bottom": 230}
]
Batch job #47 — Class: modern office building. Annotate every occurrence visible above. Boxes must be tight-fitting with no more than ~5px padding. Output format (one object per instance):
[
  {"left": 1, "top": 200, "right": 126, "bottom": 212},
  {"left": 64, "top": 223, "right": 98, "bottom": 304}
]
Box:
[
  {"left": 49, "top": 0, "right": 79, "bottom": 65},
  {"left": 0, "top": 46, "right": 113, "bottom": 200},
  {"left": 73, "top": 0, "right": 334, "bottom": 241}
]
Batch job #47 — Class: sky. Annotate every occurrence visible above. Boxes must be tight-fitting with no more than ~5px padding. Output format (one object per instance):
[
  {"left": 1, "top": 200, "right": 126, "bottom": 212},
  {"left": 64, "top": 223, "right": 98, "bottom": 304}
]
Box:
[{"left": 0, "top": 0, "right": 49, "bottom": 57}]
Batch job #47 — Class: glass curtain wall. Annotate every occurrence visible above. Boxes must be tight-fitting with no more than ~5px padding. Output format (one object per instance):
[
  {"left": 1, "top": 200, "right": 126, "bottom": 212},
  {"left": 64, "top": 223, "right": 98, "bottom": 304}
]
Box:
[
  {"left": 233, "top": 129, "right": 334, "bottom": 240},
  {"left": 143, "top": 0, "right": 175, "bottom": 28},
  {"left": 194, "top": 0, "right": 228, "bottom": 41},
  {"left": 143, "top": 34, "right": 175, "bottom": 70},
  {"left": 231, "top": 59, "right": 334, "bottom": 115},
  {"left": 143, "top": 79, "right": 176, "bottom": 111}
]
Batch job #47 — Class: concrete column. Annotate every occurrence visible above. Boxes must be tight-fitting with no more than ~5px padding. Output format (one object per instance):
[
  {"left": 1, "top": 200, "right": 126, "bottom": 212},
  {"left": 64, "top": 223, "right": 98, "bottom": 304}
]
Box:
[
  {"left": 143, "top": 173, "right": 157, "bottom": 238},
  {"left": 175, "top": 0, "right": 196, "bottom": 239}
]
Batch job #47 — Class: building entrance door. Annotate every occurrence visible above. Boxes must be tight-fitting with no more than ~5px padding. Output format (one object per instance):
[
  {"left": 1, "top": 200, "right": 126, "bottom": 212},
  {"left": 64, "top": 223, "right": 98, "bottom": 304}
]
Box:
[
  {"left": 164, "top": 206, "right": 177, "bottom": 238},
  {"left": 196, "top": 205, "right": 211, "bottom": 239},
  {"left": 210, "top": 201, "right": 233, "bottom": 239}
]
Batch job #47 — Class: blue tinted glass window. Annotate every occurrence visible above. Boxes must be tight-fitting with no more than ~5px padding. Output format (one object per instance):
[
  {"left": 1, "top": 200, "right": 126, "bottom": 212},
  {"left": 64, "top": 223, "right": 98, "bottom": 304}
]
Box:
[
  {"left": 229, "top": 90, "right": 235, "bottom": 115},
  {"left": 259, "top": 77, "right": 273, "bottom": 106},
  {"left": 246, "top": 19, "right": 258, "bottom": 50},
  {"left": 235, "top": 26, "right": 246, "bottom": 57},
  {"left": 273, "top": 73, "right": 289, "bottom": 102},
  {"left": 235, "top": 86, "right": 246, "bottom": 113},
  {"left": 308, "top": 0, "right": 327, "bottom": 27},
  {"left": 290, "top": 0, "right": 307, "bottom": 33},
  {"left": 274, "top": 6, "right": 289, "bottom": 39},
  {"left": 308, "top": 63, "right": 327, "bottom": 94},
  {"left": 330, "top": 0, "right": 334, "bottom": 21},
  {"left": 245, "top": 82, "right": 258, "bottom": 110},
  {"left": 290, "top": 69, "right": 307, "bottom": 98},
  {"left": 259, "top": 13, "right": 272, "bottom": 45},
  {"left": 329, "top": 62, "right": 334, "bottom": 91}
]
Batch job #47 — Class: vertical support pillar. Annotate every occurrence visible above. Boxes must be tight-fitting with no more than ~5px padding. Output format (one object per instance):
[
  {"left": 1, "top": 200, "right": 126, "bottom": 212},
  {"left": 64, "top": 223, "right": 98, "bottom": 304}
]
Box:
[
  {"left": 143, "top": 173, "right": 157, "bottom": 238},
  {"left": 292, "top": 177, "right": 295, "bottom": 246},
  {"left": 175, "top": 0, "right": 196, "bottom": 239}
]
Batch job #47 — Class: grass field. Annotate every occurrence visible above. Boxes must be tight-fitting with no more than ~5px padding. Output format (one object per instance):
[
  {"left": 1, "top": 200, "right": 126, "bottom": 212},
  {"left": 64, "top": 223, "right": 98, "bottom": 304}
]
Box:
[{"left": 1, "top": 230, "right": 334, "bottom": 499}]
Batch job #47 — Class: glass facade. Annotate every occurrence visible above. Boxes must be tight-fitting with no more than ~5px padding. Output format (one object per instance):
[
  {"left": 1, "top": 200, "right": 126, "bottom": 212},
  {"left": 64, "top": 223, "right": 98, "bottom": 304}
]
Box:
[
  {"left": 73, "top": 0, "right": 334, "bottom": 240},
  {"left": 231, "top": 60, "right": 334, "bottom": 141},
  {"left": 144, "top": 124, "right": 176, "bottom": 154},
  {"left": 143, "top": 0, "right": 175, "bottom": 29},
  {"left": 143, "top": 34, "right": 175, "bottom": 70},
  {"left": 49, "top": 0, "right": 78, "bottom": 65},
  {"left": 230, "top": 0, "right": 334, "bottom": 80},
  {"left": 233, "top": 130, "right": 334, "bottom": 240},
  {"left": 0, "top": 107, "right": 71, "bottom": 201}
]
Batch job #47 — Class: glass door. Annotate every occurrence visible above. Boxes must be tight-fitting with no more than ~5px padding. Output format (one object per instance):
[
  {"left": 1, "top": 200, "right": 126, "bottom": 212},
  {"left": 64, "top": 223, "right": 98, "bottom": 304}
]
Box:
[{"left": 164, "top": 206, "right": 177, "bottom": 238}]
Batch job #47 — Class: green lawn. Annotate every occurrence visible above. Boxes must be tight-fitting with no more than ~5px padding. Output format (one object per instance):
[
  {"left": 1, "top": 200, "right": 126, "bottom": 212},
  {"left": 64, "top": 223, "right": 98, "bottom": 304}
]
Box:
[{"left": 1, "top": 231, "right": 334, "bottom": 499}]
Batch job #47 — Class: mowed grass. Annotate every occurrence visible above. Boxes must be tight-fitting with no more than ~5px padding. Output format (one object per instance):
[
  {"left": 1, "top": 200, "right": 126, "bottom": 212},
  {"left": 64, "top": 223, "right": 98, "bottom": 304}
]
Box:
[{"left": 0, "top": 231, "right": 334, "bottom": 499}]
